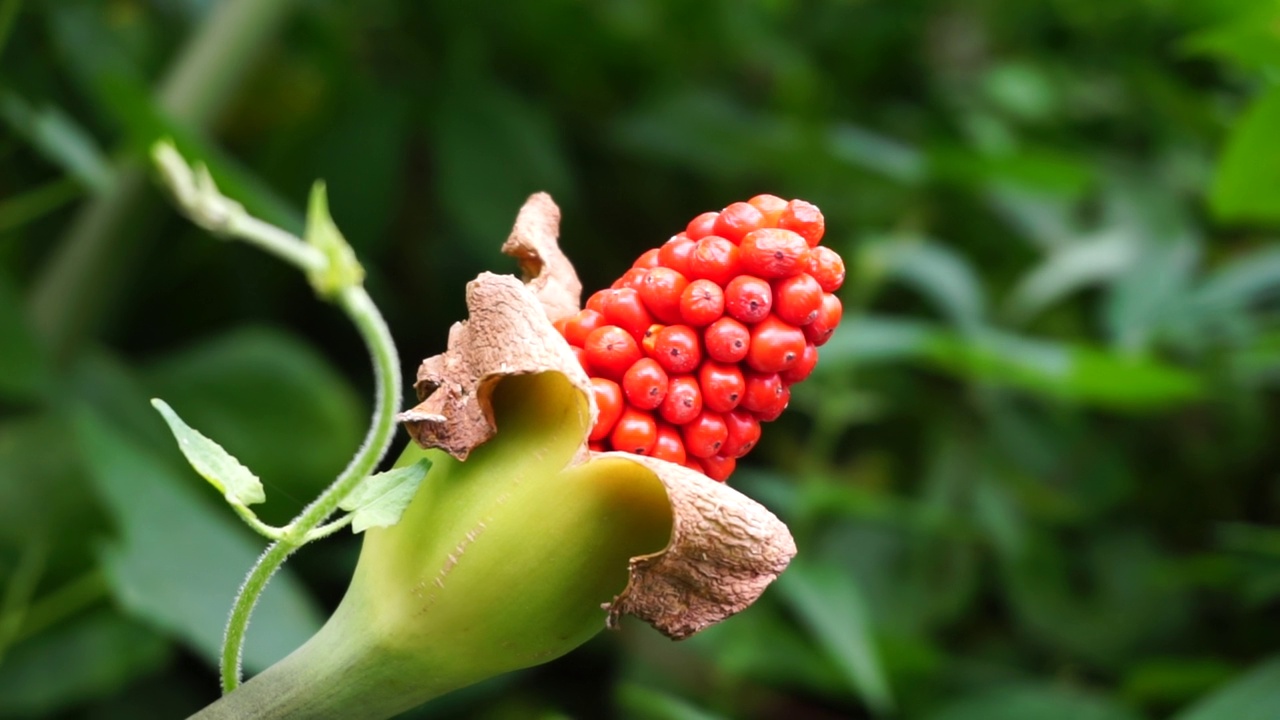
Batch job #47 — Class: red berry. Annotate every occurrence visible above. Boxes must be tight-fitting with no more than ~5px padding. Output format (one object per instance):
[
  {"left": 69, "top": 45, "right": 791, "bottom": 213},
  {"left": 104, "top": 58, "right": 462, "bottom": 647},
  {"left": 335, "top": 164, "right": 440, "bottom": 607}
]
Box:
[
  {"left": 805, "top": 246, "right": 845, "bottom": 293},
  {"left": 652, "top": 324, "right": 701, "bottom": 374},
  {"left": 701, "top": 454, "right": 736, "bottom": 482},
  {"left": 686, "top": 212, "right": 719, "bottom": 240},
  {"left": 611, "top": 407, "right": 658, "bottom": 455},
  {"left": 714, "top": 202, "right": 765, "bottom": 243},
  {"left": 682, "top": 410, "right": 728, "bottom": 459},
  {"left": 804, "top": 293, "right": 843, "bottom": 346},
  {"left": 651, "top": 423, "right": 687, "bottom": 465},
  {"left": 739, "top": 228, "right": 809, "bottom": 279},
  {"left": 562, "top": 309, "right": 607, "bottom": 347},
  {"left": 698, "top": 361, "right": 745, "bottom": 413},
  {"left": 687, "top": 236, "right": 740, "bottom": 286},
  {"left": 641, "top": 323, "right": 663, "bottom": 357},
  {"left": 638, "top": 267, "right": 689, "bottom": 325},
  {"left": 741, "top": 372, "right": 786, "bottom": 416},
  {"left": 772, "top": 273, "right": 824, "bottom": 326},
  {"left": 722, "top": 411, "right": 761, "bottom": 458},
  {"left": 748, "top": 194, "right": 788, "bottom": 227},
  {"left": 601, "top": 288, "right": 654, "bottom": 340},
  {"left": 634, "top": 248, "right": 662, "bottom": 269},
  {"left": 588, "top": 440, "right": 606, "bottom": 452},
  {"left": 684, "top": 456, "right": 706, "bottom": 475},
  {"left": 780, "top": 343, "right": 819, "bottom": 384},
  {"left": 585, "top": 289, "right": 608, "bottom": 314},
  {"left": 679, "top": 279, "right": 725, "bottom": 327},
  {"left": 589, "top": 378, "right": 624, "bottom": 442},
  {"left": 746, "top": 315, "right": 807, "bottom": 373},
  {"left": 659, "top": 375, "right": 703, "bottom": 425},
  {"left": 584, "top": 325, "right": 642, "bottom": 380},
  {"left": 612, "top": 267, "right": 649, "bottom": 291},
  {"left": 703, "top": 317, "right": 751, "bottom": 363},
  {"left": 755, "top": 383, "right": 791, "bottom": 422},
  {"left": 571, "top": 345, "right": 592, "bottom": 374},
  {"left": 659, "top": 235, "right": 696, "bottom": 277},
  {"left": 622, "top": 357, "right": 669, "bottom": 410},
  {"left": 779, "top": 199, "right": 825, "bottom": 247},
  {"left": 724, "top": 275, "right": 773, "bottom": 324}
]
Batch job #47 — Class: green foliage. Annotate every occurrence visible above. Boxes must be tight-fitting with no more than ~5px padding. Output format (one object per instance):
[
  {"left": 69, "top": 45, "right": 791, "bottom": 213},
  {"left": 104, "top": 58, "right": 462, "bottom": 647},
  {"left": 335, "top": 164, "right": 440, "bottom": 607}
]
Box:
[
  {"left": 338, "top": 459, "right": 431, "bottom": 533},
  {"left": 2, "top": 0, "right": 1280, "bottom": 718},
  {"left": 151, "top": 399, "right": 267, "bottom": 508}
]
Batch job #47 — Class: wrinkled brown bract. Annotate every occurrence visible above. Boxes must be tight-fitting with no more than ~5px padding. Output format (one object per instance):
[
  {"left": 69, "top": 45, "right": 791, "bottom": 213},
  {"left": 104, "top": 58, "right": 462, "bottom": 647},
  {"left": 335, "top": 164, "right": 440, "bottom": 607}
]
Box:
[{"left": 397, "top": 193, "right": 796, "bottom": 639}]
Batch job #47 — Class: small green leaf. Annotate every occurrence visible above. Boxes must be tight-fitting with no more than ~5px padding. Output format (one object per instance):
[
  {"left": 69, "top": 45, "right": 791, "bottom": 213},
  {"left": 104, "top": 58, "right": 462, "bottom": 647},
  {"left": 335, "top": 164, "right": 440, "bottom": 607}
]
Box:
[
  {"left": 304, "top": 182, "right": 364, "bottom": 296},
  {"left": 149, "top": 398, "right": 265, "bottom": 506},
  {"left": 72, "top": 407, "right": 322, "bottom": 671},
  {"left": 338, "top": 459, "right": 432, "bottom": 533}
]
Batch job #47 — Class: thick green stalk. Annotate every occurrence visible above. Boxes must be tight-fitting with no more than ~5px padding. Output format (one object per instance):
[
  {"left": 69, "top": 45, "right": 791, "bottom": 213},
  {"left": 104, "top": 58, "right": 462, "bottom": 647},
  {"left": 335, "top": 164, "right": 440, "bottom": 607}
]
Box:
[
  {"left": 27, "top": 0, "right": 301, "bottom": 362},
  {"left": 219, "top": 286, "right": 402, "bottom": 692}
]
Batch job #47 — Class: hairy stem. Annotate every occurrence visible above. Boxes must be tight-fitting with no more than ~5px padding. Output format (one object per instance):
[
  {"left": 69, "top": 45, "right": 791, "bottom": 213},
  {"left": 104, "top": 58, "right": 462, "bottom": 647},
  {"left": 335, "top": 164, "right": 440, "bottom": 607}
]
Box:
[{"left": 219, "top": 285, "right": 401, "bottom": 692}]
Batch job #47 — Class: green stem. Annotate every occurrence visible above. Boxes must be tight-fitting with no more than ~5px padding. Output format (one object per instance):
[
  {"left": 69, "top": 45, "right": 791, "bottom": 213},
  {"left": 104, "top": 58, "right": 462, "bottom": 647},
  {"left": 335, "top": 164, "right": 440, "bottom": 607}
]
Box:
[
  {"left": 27, "top": 0, "right": 301, "bottom": 363},
  {"left": 231, "top": 503, "right": 287, "bottom": 541},
  {"left": 303, "top": 514, "right": 355, "bottom": 542},
  {"left": 220, "top": 285, "right": 401, "bottom": 692}
]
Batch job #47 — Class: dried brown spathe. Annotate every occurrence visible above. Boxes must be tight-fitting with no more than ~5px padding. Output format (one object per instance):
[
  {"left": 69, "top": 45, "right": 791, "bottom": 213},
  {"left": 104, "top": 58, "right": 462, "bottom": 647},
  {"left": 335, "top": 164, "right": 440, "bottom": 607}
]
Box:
[{"left": 397, "top": 193, "right": 796, "bottom": 639}]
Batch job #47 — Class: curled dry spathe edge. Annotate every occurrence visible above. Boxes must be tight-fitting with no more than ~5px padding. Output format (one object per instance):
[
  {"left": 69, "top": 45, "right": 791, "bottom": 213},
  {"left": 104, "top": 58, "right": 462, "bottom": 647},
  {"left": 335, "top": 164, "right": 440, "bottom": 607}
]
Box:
[{"left": 397, "top": 192, "right": 796, "bottom": 640}]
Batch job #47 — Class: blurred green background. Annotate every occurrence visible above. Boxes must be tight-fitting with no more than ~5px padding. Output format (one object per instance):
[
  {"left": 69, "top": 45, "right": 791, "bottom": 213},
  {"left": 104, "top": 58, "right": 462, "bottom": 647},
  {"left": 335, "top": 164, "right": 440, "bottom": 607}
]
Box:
[{"left": 3, "top": 0, "right": 1280, "bottom": 718}]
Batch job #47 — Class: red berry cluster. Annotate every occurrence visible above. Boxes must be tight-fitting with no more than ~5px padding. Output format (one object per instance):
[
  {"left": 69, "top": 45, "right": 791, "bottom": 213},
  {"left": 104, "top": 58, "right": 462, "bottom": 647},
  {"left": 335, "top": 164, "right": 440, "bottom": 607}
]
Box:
[{"left": 555, "top": 195, "right": 845, "bottom": 482}]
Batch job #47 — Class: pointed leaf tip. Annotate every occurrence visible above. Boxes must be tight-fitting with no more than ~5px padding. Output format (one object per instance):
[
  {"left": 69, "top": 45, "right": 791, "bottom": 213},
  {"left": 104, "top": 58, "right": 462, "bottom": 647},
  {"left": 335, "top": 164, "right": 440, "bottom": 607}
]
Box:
[
  {"left": 304, "top": 181, "right": 364, "bottom": 295},
  {"left": 339, "top": 459, "right": 433, "bottom": 533},
  {"left": 150, "top": 398, "right": 266, "bottom": 506}
]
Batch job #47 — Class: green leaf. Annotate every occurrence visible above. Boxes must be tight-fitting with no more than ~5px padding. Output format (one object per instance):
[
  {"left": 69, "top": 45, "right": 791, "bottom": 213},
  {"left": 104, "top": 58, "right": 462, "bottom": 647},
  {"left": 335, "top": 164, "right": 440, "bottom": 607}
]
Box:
[
  {"left": 826, "top": 123, "right": 926, "bottom": 184},
  {"left": 929, "top": 329, "right": 1203, "bottom": 408},
  {"left": 1211, "top": 86, "right": 1280, "bottom": 223},
  {"left": 0, "top": 610, "right": 170, "bottom": 717},
  {"left": 304, "top": 182, "right": 364, "bottom": 296},
  {"left": 1172, "top": 657, "right": 1280, "bottom": 720},
  {"left": 71, "top": 406, "right": 323, "bottom": 671},
  {"left": 0, "top": 92, "right": 113, "bottom": 193},
  {"left": 150, "top": 399, "right": 265, "bottom": 507},
  {"left": 817, "top": 314, "right": 935, "bottom": 366},
  {"left": 927, "top": 684, "right": 1142, "bottom": 720},
  {"left": 1103, "top": 235, "right": 1200, "bottom": 353},
  {"left": 338, "top": 459, "right": 432, "bottom": 533},
  {"left": 1182, "top": 1, "right": 1280, "bottom": 73},
  {"left": 820, "top": 315, "right": 1203, "bottom": 409},
  {"left": 860, "top": 237, "right": 986, "bottom": 331},
  {"left": 1193, "top": 246, "right": 1280, "bottom": 314},
  {"left": 616, "top": 685, "right": 727, "bottom": 720},
  {"left": 0, "top": 268, "right": 49, "bottom": 401},
  {"left": 776, "top": 559, "right": 894, "bottom": 713},
  {"left": 1004, "top": 230, "right": 1138, "bottom": 322},
  {"left": 143, "top": 327, "right": 364, "bottom": 525}
]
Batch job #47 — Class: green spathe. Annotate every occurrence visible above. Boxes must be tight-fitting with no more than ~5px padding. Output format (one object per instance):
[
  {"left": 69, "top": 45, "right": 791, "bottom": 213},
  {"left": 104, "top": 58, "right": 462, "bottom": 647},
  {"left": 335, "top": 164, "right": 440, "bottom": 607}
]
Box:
[{"left": 192, "top": 372, "right": 673, "bottom": 719}]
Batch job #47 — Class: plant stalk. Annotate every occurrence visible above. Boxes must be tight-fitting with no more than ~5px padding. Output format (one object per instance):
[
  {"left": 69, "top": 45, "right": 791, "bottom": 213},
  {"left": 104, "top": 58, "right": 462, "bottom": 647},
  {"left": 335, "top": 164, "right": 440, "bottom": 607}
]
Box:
[
  {"left": 218, "top": 286, "right": 402, "bottom": 692},
  {"left": 27, "top": 0, "right": 301, "bottom": 363}
]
